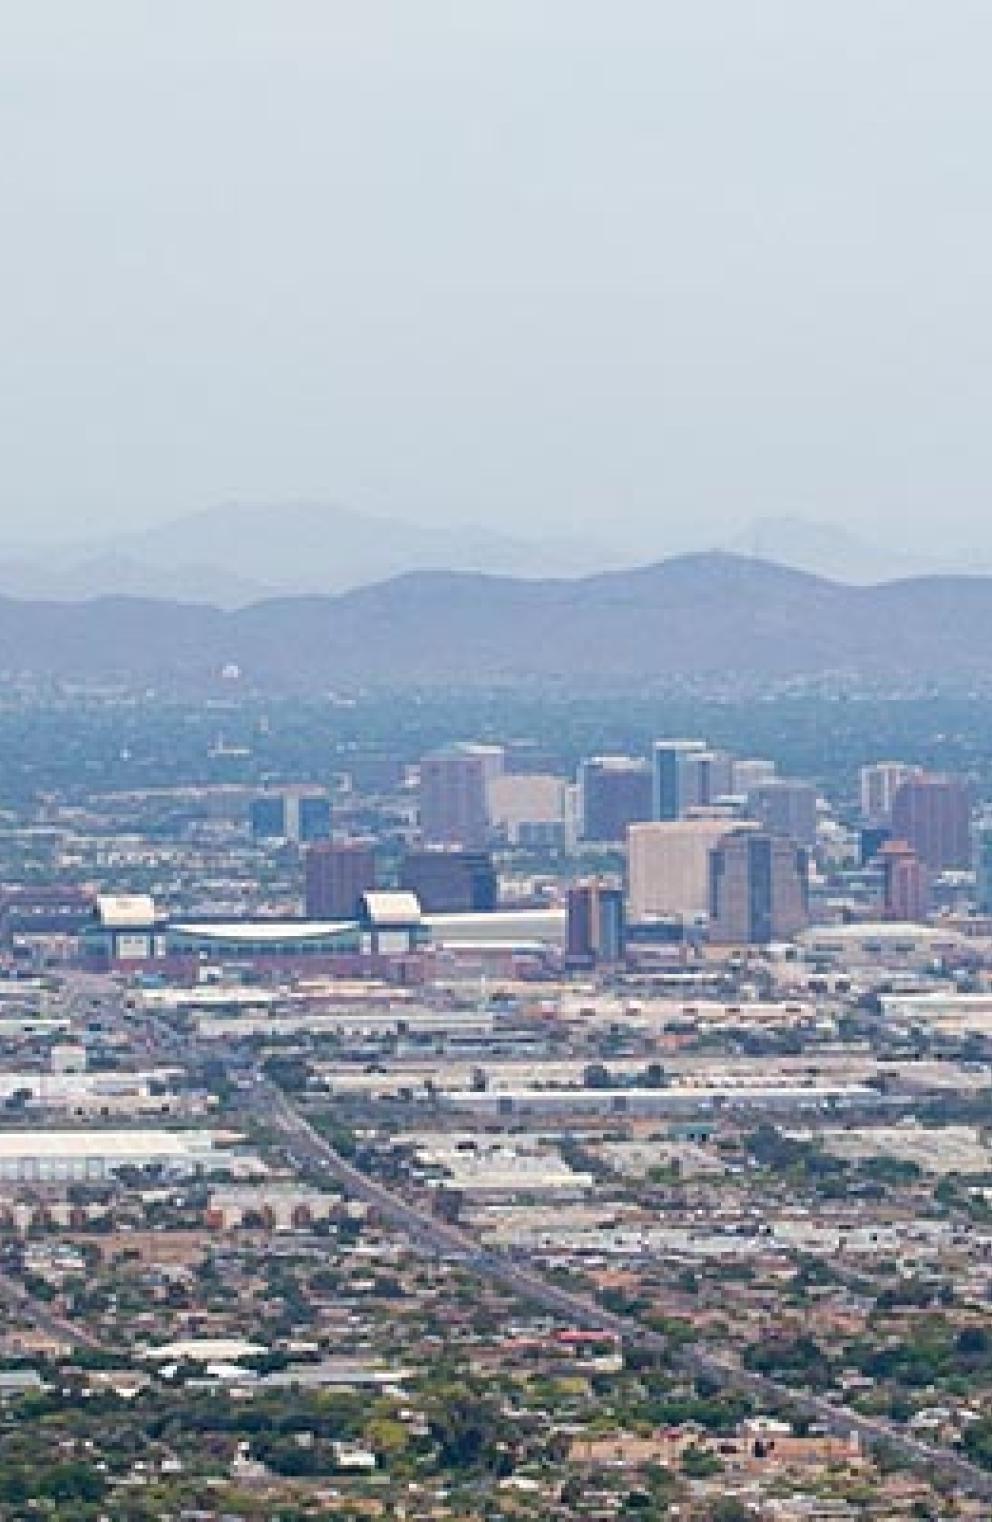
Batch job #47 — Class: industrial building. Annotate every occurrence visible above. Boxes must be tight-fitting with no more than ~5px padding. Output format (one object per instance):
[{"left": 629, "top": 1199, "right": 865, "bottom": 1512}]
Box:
[
  {"left": 797, "top": 922, "right": 971, "bottom": 967},
  {"left": 0, "top": 1129, "right": 256, "bottom": 1183},
  {"left": 442, "top": 1081, "right": 880, "bottom": 1120}
]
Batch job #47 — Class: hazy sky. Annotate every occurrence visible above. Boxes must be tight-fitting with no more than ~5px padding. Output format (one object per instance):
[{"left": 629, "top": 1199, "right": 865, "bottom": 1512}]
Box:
[{"left": 3, "top": 2, "right": 992, "bottom": 554}]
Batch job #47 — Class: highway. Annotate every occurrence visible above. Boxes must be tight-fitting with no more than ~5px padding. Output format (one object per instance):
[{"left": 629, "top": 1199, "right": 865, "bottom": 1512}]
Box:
[
  {"left": 248, "top": 1071, "right": 992, "bottom": 1502},
  {"left": 60, "top": 975, "right": 992, "bottom": 1500}
]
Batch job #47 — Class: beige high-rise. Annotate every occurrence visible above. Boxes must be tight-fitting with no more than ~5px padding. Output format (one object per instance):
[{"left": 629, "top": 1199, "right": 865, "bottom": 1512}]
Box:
[{"left": 627, "top": 819, "right": 734, "bottom": 923}]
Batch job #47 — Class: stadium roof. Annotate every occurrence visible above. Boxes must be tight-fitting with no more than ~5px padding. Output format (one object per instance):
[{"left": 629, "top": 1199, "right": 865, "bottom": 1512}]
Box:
[
  {"left": 361, "top": 891, "right": 422, "bottom": 926},
  {"left": 95, "top": 894, "right": 157, "bottom": 928},
  {"left": 170, "top": 920, "right": 357, "bottom": 942}
]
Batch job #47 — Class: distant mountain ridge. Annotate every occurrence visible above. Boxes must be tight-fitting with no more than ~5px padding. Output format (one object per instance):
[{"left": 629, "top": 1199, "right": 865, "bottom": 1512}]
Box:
[
  {"left": 2, "top": 551, "right": 992, "bottom": 693},
  {"left": 725, "top": 516, "right": 940, "bottom": 584},
  {"left": 5, "top": 502, "right": 988, "bottom": 607},
  {"left": 0, "top": 501, "right": 620, "bottom": 607}
]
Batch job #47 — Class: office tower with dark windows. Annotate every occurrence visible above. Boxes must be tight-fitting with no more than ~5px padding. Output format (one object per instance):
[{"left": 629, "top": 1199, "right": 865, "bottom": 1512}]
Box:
[
  {"left": 400, "top": 847, "right": 498, "bottom": 913},
  {"left": 305, "top": 840, "right": 376, "bottom": 920},
  {"left": 419, "top": 742, "right": 504, "bottom": 848},
  {"left": 651, "top": 739, "right": 707, "bottom": 821},
  {"left": 860, "top": 762, "right": 920, "bottom": 824},
  {"left": 250, "top": 788, "right": 331, "bottom": 844},
  {"left": 566, "top": 880, "right": 626, "bottom": 966},
  {"left": 249, "top": 794, "right": 288, "bottom": 840},
  {"left": 297, "top": 794, "right": 332, "bottom": 844},
  {"left": 975, "top": 818, "right": 992, "bottom": 914},
  {"left": 859, "top": 823, "right": 892, "bottom": 868},
  {"left": 579, "top": 756, "right": 653, "bottom": 842},
  {"left": 730, "top": 757, "right": 776, "bottom": 795},
  {"left": 697, "top": 749, "right": 734, "bottom": 807},
  {"left": 748, "top": 778, "right": 818, "bottom": 848},
  {"left": 879, "top": 840, "right": 929, "bottom": 922},
  {"left": 890, "top": 774, "right": 971, "bottom": 873},
  {"left": 709, "top": 828, "right": 809, "bottom": 945}
]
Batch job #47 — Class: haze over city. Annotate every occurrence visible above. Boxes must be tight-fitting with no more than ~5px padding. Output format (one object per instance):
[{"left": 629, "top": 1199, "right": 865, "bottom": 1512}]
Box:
[
  {"left": 9, "top": 8, "right": 992, "bottom": 1520},
  {"left": 4, "top": 1, "right": 992, "bottom": 572}
]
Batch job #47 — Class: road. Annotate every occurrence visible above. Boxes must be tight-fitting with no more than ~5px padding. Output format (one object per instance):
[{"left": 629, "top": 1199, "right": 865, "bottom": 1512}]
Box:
[
  {"left": 247, "top": 1072, "right": 992, "bottom": 1502},
  {"left": 0, "top": 1264, "right": 104, "bottom": 1352},
  {"left": 65, "top": 975, "right": 992, "bottom": 1500}
]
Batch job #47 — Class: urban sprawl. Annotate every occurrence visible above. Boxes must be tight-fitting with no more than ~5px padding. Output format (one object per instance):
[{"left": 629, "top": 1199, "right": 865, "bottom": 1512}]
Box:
[{"left": 2, "top": 697, "right": 992, "bottom": 1521}]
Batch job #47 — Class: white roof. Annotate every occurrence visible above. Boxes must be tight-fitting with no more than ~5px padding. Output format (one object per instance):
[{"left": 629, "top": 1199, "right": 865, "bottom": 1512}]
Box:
[
  {"left": 361, "top": 891, "right": 422, "bottom": 926},
  {"left": 426, "top": 908, "right": 564, "bottom": 945},
  {"left": 171, "top": 920, "right": 356, "bottom": 942},
  {"left": 586, "top": 754, "right": 649, "bottom": 770},
  {"left": 95, "top": 894, "right": 157, "bottom": 928},
  {"left": 143, "top": 1337, "right": 266, "bottom": 1362},
  {"left": 139, "top": 986, "right": 277, "bottom": 1008},
  {"left": 449, "top": 1082, "right": 876, "bottom": 1104},
  {"left": 0, "top": 1129, "right": 216, "bottom": 1159},
  {"left": 800, "top": 922, "right": 964, "bottom": 944}
]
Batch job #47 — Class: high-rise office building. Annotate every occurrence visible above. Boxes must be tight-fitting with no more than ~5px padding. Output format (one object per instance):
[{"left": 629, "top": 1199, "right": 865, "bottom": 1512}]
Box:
[
  {"left": 748, "top": 779, "right": 818, "bottom": 848},
  {"left": 859, "top": 823, "right": 892, "bottom": 868},
  {"left": 697, "top": 750, "right": 734, "bottom": 807},
  {"left": 975, "top": 818, "right": 992, "bottom": 914},
  {"left": 305, "top": 841, "right": 376, "bottom": 920},
  {"left": 566, "top": 880, "right": 626, "bottom": 966},
  {"left": 419, "top": 743, "right": 504, "bottom": 848},
  {"left": 730, "top": 758, "right": 776, "bottom": 795},
  {"left": 250, "top": 788, "right": 331, "bottom": 844},
  {"left": 890, "top": 774, "right": 971, "bottom": 873},
  {"left": 400, "top": 847, "right": 498, "bottom": 913},
  {"left": 627, "top": 818, "right": 736, "bottom": 923},
  {"left": 859, "top": 762, "right": 920, "bottom": 824},
  {"left": 709, "top": 828, "right": 809, "bottom": 945},
  {"left": 297, "top": 794, "right": 332, "bottom": 844},
  {"left": 651, "top": 739, "right": 708, "bottom": 820},
  {"left": 878, "top": 840, "right": 929, "bottom": 923},
  {"left": 579, "top": 756, "right": 653, "bottom": 842},
  {"left": 250, "top": 794, "right": 287, "bottom": 840},
  {"left": 487, "top": 772, "right": 569, "bottom": 847}
]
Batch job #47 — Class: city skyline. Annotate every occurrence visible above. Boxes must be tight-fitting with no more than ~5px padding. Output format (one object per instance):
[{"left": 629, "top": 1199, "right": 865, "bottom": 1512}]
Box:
[{"left": 5, "top": 8, "right": 992, "bottom": 1516}]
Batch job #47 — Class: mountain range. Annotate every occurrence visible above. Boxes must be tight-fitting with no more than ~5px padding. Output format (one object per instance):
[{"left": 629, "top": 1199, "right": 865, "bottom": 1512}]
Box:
[
  {"left": 2, "top": 551, "right": 992, "bottom": 694},
  {"left": 0, "top": 502, "right": 621, "bottom": 607},
  {"left": 2, "top": 502, "right": 982, "bottom": 608}
]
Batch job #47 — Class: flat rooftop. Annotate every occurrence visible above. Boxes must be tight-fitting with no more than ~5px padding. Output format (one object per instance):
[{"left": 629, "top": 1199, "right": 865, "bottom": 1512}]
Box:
[{"left": 0, "top": 1129, "right": 218, "bottom": 1158}]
